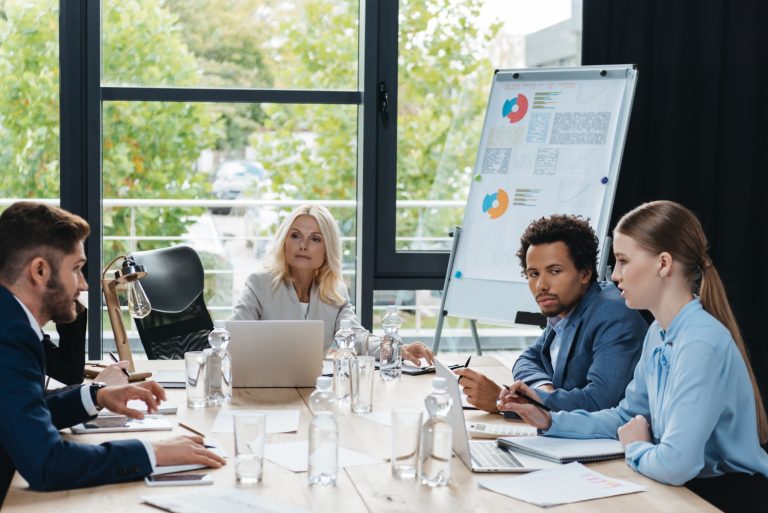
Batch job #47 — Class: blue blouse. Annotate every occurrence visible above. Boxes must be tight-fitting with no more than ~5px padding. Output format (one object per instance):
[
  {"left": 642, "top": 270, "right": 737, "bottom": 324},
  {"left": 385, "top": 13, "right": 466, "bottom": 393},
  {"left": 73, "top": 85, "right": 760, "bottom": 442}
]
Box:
[{"left": 544, "top": 298, "right": 768, "bottom": 485}]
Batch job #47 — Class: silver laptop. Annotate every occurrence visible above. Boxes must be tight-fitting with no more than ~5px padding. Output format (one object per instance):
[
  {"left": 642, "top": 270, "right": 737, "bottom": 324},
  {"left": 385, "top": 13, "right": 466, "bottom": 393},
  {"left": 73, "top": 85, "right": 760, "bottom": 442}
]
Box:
[
  {"left": 434, "top": 358, "right": 559, "bottom": 473},
  {"left": 226, "top": 320, "right": 324, "bottom": 388}
]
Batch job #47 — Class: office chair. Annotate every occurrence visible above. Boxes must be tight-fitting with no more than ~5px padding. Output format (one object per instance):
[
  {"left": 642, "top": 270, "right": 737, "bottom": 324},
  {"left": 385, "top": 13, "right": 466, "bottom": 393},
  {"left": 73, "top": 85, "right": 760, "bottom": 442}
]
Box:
[{"left": 131, "top": 245, "right": 213, "bottom": 359}]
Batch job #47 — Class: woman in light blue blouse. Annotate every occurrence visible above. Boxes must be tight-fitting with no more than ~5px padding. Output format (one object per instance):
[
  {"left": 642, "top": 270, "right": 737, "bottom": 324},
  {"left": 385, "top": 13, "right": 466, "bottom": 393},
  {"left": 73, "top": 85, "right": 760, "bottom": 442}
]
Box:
[{"left": 499, "top": 201, "right": 768, "bottom": 509}]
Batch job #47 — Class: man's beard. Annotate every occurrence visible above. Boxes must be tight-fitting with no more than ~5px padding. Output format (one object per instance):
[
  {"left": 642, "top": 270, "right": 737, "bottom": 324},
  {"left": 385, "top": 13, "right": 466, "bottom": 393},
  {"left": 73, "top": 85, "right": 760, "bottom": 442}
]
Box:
[
  {"left": 43, "top": 268, "right": 76, "bottom": 324},
  {"left": 537, "top": 294, "right": 575, "bottom": 317}
]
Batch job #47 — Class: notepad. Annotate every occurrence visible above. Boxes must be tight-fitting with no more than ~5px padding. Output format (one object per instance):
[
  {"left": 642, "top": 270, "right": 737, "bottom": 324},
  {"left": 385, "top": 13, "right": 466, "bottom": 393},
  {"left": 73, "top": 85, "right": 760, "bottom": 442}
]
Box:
[
  {"left": 153, "top": 370, "right": 186, "bottom": 388},
  {"left": 496, "top": 436, "right": 624, "bottom": 464}
]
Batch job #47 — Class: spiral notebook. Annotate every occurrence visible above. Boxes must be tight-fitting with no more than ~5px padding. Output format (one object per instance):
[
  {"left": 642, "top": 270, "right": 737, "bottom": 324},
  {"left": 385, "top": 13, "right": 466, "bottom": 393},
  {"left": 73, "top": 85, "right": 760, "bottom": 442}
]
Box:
[{"left": 496, "top": 436, "right": 624, "bottom": 464}]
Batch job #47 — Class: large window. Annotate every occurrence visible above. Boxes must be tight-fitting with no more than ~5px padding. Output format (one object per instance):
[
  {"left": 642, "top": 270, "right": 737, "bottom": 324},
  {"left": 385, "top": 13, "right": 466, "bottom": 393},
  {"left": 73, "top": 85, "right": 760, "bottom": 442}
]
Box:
[
  {"left": 102, "top": 0, "right": 358, "bottom": 90},
  {"left": 371, "top": 0, "right": 581, "bottom": 345},
  {"left": 47, "top": 0, "right": 582, "bottom": 356},
  {"left": 96, "top": 0, "right": 360, "bottom": 355},
  {"left": 391, "top": 0, "right": 580, "bottom": 255},
  {"left": 0, "top": 1, "right": 60, "bottom": 200}
]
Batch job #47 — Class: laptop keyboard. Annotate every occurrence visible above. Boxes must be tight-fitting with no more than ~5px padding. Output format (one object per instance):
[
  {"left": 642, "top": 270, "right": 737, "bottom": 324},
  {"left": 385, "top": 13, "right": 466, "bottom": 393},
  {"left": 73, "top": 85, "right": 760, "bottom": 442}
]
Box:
[{"left": 470, "top": 440, "right": 522, "bottom": 469}]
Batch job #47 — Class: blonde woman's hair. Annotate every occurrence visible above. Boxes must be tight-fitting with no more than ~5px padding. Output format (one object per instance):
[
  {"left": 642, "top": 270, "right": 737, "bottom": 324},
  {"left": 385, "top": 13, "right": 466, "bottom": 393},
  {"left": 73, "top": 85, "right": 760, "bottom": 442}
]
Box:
[
  {"left": 265, "top": 204, "right": 345, "bottom": 306},
  {"left": 615, "top": 200, "right": 768, "bottom": 443}
]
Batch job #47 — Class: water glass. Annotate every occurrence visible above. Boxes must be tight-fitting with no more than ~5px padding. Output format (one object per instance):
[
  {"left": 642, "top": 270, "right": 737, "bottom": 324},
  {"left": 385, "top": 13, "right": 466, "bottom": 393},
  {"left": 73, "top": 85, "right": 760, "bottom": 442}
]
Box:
[
  {"left": 391, "top": 408, "right": 423, "bottom": 479},
  {"left": 184, "top": 351, "right": 207, "bottom": 408},
  {"left": 350, "top": 356, "right": 376, "bottom": 413},
  {"left": 233, "top": 412, "right": 266, "bottom": 483}
]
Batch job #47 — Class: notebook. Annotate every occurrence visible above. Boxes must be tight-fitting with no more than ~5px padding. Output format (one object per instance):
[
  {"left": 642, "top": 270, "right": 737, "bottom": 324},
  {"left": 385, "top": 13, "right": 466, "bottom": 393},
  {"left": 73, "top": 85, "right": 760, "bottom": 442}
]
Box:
[
  {"left": 153, "top": 370, "right": 186, "bottom": 389},
  {"left": 496, "top": 436, "right": 625, "bottom": 464}
]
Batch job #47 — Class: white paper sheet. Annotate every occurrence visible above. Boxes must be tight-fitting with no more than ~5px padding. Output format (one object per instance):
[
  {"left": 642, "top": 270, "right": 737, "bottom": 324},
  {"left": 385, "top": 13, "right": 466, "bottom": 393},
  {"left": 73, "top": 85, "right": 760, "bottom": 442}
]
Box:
[
  {"left": 264, "top": 441, "right": 382, "bottom": 472},
  {"left": 479, "top": 462, "right": 646, "bottom": 507},
  {"left": 210, "top": 410, "right": 300, "bottom": 434},
  {"left": 142, "top": 489, "right": 312, "bottom": 513}
]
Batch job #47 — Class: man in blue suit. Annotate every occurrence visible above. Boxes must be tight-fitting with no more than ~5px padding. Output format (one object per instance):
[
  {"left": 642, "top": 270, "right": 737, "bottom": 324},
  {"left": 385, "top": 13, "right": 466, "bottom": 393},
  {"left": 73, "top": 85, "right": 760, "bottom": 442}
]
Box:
[
  {"left": 0, "top": 202, "right": 225, "bottom": 505},
  {"left": 456, "top": 214, "right": 648, "bottom": 413}
]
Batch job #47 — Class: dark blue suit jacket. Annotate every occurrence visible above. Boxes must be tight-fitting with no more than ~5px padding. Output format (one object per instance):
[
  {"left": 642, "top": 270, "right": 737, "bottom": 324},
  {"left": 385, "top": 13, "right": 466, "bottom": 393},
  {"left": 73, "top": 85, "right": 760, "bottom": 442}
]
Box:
[
  {"left": 0, "top": 286, "right": 151, "bottom": 505},
  {"left": 512, "top": 281, "right": 648, "bottom": 412}
]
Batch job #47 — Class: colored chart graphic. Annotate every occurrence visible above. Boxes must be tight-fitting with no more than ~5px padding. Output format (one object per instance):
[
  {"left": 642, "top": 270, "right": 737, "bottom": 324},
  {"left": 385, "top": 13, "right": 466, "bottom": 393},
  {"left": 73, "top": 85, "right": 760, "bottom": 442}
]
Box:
[
  {"left": 502, "top": 94, "right": 529, "bottom": 123},
  {"left": 482, "top": 188, "right": 509, "bottom": 219}
]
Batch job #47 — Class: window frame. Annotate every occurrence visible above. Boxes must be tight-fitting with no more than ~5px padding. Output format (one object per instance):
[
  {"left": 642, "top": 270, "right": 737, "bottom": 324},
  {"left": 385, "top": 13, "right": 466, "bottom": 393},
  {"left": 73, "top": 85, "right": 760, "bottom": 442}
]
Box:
[{"left": 59, "top": 0, "right": 456, "bottom": 358}]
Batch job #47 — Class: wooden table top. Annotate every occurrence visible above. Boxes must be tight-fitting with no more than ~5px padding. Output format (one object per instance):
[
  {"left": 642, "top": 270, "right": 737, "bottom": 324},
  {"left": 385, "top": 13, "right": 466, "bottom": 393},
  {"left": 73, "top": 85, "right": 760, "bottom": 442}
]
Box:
[{"left": 5, "top": 355, "right": 718, "bottom": 512}]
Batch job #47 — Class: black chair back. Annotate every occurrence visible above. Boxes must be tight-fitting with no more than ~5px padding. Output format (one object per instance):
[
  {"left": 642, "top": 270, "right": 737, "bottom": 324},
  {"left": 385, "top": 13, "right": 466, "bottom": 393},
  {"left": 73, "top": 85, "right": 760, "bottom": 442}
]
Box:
[{"left": 131, "top": 245, "right": 213, "bottom": 359}]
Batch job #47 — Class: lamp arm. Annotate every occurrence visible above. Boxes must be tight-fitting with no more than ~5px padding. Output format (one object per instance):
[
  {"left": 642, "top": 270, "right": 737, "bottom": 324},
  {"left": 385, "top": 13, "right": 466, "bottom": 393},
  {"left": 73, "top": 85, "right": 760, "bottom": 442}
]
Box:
[
  {"left": 102, "top": 255, "right": 126, "bottom": 280},
  {"left": 101, "top": 255, "right": 136, "bottom": 372}
]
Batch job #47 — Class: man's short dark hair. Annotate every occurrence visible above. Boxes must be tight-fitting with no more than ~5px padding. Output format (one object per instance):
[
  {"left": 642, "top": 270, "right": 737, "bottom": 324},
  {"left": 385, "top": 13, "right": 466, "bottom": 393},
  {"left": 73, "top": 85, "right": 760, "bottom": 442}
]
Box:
[
  {"left": 0, "top": 202, "right": 90, "bottom": 283},
  {"left": 516, "top": 214, "right": 598, "bottom": 282}
]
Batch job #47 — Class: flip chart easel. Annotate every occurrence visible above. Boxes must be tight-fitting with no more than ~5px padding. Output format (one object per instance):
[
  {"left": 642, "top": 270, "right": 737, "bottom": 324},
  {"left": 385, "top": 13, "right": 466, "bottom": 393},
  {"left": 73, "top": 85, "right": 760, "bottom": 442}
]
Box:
[{"left": 433, "top": 65, "right": 638, "bottom": 354}]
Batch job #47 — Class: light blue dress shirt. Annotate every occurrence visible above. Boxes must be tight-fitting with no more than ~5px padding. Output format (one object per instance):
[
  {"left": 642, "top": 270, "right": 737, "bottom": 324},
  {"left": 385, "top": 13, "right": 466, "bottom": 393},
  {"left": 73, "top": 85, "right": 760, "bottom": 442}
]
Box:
[
  {"left": 531, "top": 313, "right": 571, "bottom": 389},
  {"left": 544, "top": 299, "right": 768, "bottom": 485}
]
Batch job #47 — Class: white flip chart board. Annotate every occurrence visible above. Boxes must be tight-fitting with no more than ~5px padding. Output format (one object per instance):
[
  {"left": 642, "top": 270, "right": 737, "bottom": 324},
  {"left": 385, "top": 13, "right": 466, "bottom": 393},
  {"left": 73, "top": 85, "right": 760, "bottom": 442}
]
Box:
[{"left": 444, "top": 65, "right": 637, "bottom": 325}]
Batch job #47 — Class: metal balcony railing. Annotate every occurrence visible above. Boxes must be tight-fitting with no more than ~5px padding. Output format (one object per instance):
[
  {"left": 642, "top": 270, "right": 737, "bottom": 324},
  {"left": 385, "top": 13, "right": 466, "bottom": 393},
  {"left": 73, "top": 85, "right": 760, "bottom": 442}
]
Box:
[{"left": 0, "top": 197, "right": 541, "bottom": 350}]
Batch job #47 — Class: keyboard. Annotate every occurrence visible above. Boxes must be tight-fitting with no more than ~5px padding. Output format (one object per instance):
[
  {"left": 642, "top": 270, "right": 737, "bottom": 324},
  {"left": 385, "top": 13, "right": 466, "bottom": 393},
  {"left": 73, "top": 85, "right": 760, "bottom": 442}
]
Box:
[
  {"left": 466, "top": 422, "right": 537, "bottom": 439},
  {"left": 470, "top": 440, "right": 522, "bottom": 469}
]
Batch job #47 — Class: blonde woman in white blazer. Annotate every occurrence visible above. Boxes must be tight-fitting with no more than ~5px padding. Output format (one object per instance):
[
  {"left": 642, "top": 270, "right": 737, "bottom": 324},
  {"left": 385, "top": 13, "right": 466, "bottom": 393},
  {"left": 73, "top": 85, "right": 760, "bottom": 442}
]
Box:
[{"left": 232, "top": 204, "right": 433, "bottom": 364}]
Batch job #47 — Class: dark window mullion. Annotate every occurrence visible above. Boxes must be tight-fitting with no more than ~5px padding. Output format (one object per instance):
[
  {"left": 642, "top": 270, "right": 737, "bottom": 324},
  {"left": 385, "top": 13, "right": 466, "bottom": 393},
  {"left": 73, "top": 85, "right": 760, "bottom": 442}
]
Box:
[
  {"left": 101, "top": 87, "right": 361, "bottom": 105},
  {"left": 373, "top": 0, "right": 449, "bottom": 287},
  {"left": 60, "top": 0, "right": 103, "bottom": 359}
]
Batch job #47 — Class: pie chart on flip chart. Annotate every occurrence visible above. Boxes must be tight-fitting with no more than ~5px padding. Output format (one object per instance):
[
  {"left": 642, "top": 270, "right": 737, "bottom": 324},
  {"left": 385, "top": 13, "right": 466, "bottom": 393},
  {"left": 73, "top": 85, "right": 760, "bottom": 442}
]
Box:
[
  {"left": 482, "top": 189, "right": 509, "bottom": 219},
  {"left": 502, "top": 94, "right": 528, "bottom": 123}
]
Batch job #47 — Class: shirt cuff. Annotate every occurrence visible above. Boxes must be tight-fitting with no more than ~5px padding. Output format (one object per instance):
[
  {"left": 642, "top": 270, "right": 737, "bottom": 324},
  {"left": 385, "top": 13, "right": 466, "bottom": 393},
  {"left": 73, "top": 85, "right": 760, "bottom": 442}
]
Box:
[
  {"left": 530, "top": 380, "right": 554, "bottom": 389},
  {"left": 623, "top": 440, "right": 654, "bottom": 471},
  {"left": 80, "top": 384, "right": 99, "bottom": 416},
  {"left": 141, "top": 440, "right": 157, "bottom": 471}
]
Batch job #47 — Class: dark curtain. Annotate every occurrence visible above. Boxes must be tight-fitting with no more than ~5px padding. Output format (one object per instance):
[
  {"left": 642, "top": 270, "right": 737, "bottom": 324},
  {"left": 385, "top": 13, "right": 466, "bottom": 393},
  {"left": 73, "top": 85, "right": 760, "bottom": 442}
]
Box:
[{"left": 583, "top": 0, "right": 768, "bottom": 402}]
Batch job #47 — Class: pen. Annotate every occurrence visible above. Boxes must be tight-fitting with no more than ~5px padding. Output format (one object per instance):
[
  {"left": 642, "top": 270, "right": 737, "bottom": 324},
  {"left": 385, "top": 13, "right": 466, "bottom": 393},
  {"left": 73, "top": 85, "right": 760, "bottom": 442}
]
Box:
[
  {"left": 457, "top": 355, "right": 472, "bottom": 383},
  {"left": 503, "top": 384, "right": 551, "bottom": 412},
  {"left": 108, "top": 351, "right": 132, "bottom": 379},
  {"left": 178, "top": 421, "right": 206, "bottom": 438}
]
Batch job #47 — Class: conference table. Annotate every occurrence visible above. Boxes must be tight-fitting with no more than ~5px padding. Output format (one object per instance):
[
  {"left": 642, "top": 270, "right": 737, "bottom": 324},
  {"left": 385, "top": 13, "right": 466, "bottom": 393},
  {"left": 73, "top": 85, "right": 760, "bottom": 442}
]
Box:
[{"left": 5, "top": 356, "right": 718, "bottom": 512}]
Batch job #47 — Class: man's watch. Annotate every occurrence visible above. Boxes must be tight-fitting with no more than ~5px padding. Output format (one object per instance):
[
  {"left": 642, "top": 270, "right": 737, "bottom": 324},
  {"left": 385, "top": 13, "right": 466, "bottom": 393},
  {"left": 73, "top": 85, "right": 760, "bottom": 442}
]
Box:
[{"left": 89, "top": 381, "right": 107, "bottom": 410}]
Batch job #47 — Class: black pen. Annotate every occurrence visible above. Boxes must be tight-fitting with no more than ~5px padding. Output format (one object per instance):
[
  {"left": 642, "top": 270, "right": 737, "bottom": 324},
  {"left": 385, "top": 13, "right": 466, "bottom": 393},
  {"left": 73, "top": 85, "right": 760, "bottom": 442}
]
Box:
[
  {"left": 503, "top": 384, "right": 551, "bottom": 412},
  {"left": 108, "top": 351, "right": 132, "bottom": 379},
  {"left": 457, "top": 355, "right": 472, "bottom": 382}
]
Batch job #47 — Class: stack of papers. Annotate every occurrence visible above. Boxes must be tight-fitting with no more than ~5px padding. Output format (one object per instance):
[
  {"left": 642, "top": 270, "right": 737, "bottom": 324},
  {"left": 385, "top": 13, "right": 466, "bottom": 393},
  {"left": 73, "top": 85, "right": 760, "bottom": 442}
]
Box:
[{"left": 479, "top": 462, "right": 646, "bottom": 507}]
